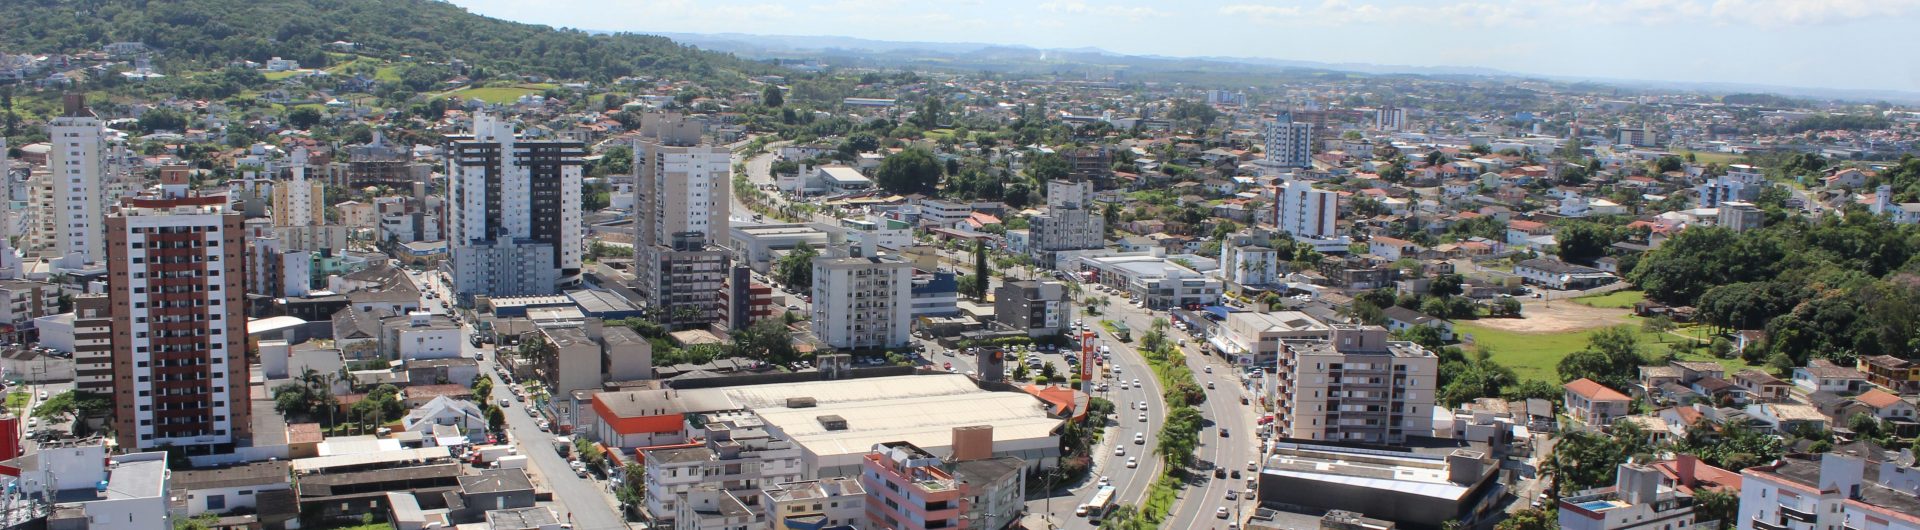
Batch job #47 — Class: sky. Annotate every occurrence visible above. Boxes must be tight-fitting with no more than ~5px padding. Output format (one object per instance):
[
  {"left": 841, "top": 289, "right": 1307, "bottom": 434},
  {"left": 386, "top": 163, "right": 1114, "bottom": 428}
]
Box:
[{"left": 446, "top": 0, "right": 1920, "bottom": 94}]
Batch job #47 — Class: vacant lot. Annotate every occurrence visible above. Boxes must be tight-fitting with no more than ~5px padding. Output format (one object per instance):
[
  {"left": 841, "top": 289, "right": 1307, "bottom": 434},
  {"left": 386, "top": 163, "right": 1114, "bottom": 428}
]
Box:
[
  {"left": 1573, "top": 290, "right": 1645, "bottom": 309},
  {"left": 443, "top": 84, "right": 555, "bottom": 103},
  {"left": 1456, "top": 300, "right": 1638, "bottom": 381}
]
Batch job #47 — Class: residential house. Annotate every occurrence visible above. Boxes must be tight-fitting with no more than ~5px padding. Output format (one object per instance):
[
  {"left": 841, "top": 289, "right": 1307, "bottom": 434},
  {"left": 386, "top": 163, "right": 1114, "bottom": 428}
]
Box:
[
  {"left": 1565, "top": 378, "right": 1633, "bottom": 430},
  {"left": 1859, "top": 355, "right": 1920, "bottom": 394},
  {"left": 1792, "top": 359, "right": 1868, "bottom": 394},
  {"left": 1381, "top": 306, "right": 1453, "bottom": 342}
]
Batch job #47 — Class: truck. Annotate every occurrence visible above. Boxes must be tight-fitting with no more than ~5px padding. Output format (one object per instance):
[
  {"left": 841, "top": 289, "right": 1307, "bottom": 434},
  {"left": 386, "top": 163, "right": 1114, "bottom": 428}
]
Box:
[
  {"left": 472, "top": 445, "right": 517, "bottom": 464},
  {"left": 493, "top": 455, "right": 529, "bottom": 470},
  {"left": 553, "top": 436, "right": 573, "bottom": 458}
]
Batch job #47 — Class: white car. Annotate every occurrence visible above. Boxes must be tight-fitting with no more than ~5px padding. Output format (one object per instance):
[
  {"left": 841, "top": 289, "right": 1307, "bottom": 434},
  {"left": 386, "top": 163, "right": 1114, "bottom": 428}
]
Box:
[
  {"left": 1138, "top": 400, "right": 1148, "bottom": 410},
  {"left": 1204, "top": 366, "right": 1212, "bottom": 374},
  {"left": 1126, "top": 457, "right": 1138, "bottom": 469},
  {"left": 1137, "top": 413, "right": 1147, "bottom": 422},
  {"left": 1216, "top": 507, "right": 1230, "bottom": 519},
  {"left": 1225, "top": 490, "right": 1237, "bottom": 501},
  {"left": 1100, "top": 476, "right": 1112, "bottom": 486},
  {"left": 1115, "top": 447, "right": 1126, "bottom": 456},
  {"left": 1134, "top": 433, "right": 1146, "bottom": 445},
  {"left": 1133, "top": 379, "right": 1141, "bottom": 388}
]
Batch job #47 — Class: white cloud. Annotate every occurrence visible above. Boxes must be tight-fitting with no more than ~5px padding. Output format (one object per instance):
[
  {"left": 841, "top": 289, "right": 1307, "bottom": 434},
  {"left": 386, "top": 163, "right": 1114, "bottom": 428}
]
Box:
[
  {"left": 1222, "top": 0, "right": 1920, "bottom": 28},
  {"left": 1040, "top": 1, "right": 1167, "bottom": 20}
]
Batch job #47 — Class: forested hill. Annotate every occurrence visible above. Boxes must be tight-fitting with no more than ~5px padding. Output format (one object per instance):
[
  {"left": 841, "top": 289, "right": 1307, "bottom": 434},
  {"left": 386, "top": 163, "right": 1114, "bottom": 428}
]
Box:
[{"left": 1, "top": 0, "right": 767, "bottom": 85}]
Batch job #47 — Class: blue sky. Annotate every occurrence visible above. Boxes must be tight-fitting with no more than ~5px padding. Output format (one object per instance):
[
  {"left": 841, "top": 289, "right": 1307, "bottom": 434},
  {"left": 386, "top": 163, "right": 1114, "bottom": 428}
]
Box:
[{"left": 447, "top": 0, "right": 1920, "bottom": 94}]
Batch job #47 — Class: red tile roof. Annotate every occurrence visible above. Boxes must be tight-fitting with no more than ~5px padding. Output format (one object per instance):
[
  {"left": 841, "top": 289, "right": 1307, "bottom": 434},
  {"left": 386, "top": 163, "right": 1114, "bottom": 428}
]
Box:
[
  {"left": 1564, "top": 378, "right": 1631, "bottom": 402},
  {"left": 1855, "top": 388, "right": 1905, "bottom": 409}
]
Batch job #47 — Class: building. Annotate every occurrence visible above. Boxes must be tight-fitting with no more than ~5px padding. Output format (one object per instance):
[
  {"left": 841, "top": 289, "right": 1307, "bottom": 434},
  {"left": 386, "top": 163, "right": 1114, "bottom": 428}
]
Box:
[
  {"left": 729, "top": 223, "right": 831, "bottom": 274},
  {"left": 1263, "top": 113, "right": 1314, "bottom": 169},
  {"left": 949, "top": 456, "right": 1025, "bottom": 530},
  {"left": 1558, "top": 457, "right": 1740, "bottom": 530},
  {"left": 811, "top": 245, "right": 913, "bottom": 350},
  {"left": 763, "top": 477, "right": 867, "bottom": 530},
  {"left": 0, "top": 279, "right": 59, "bottom": 327},
  {"left": 1080, "top": 256, "right": 1224, "bottom": 310},
  {"left": 1619, "top": 127, "right": 1655, "bottom": 147},
  {"left": 1792, "top": 359, "right": 1868, "bottom": 394},
  {"left": 634, "top": 114, "right": 732, "bottom": 329},
  {"left": 640, "top": 411, "right": 805, "bottom": 525},
  {"left": 106, "top": 194, "right": 251, "bottom": 455},
  {"left": 1276, "top": 179, "right": 1341, "bottom": 240},
  {"left": 1564, "top": 378, "right": 1633, "bottom": 430},
  {"left": 1718, "top": 201, "right": 1764, "bottom": 232},
  {"left": 1515, "top": 258, "right": 1615, "bottom": 290},
  {"left": 1375, "top": 107, "right": 1408, "bottom": 132},
  {"left": 1212, "top": 311, "right": 1331, "bottom": 368},
  {"left": 271, "top": 148, "right": 325, "bottom": 229},
  {"left": 994, "top": 281, "right": 1071, "bottom": 336},
  {"left": 1220, "top": 244, "right": 1281, "bottom": 289},
  {"left": 1027, "top": 179, "right": 1105, "bottom": 264},
  {"left": 70, "top": 294, "right": 113, "bottom": 395},
  {"left": 1274, "top": 326, "right": 1439, "bottom": 444},
  {"left": 13, "top": 445, "right": 172, "bottom": 530},
  {"left": 909, "top": 269, "right": 959, "bottom": 318},
  {"left": 1737, "top": 452, "right": 1920, "bottom": 530},
  {"left": 862, "top": 441, "right": 969, "bottom": 530},
  {"left": 1860, "top": 355, "right": 1920, "bottom": 394},
  {"left": 445, "top": 112, "right": 585, "bottom": 300},
  {"left": 719, "top": 266, "right": 778, "bottom": 333},
  {"left": 168, "top": 460, "right": 294, "bottom": 519},
  {"left": 48, "top": 94, "right": 108, "bottom": 266},
  {"left": 1256, "top": 443, "right": 1500, "bottom": 530}
]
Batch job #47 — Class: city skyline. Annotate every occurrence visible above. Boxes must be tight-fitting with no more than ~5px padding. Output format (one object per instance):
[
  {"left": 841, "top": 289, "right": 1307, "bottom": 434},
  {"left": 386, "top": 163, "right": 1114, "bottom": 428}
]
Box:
[{"left": 447, "top": 0, "right": 1920, "bottom": 95}]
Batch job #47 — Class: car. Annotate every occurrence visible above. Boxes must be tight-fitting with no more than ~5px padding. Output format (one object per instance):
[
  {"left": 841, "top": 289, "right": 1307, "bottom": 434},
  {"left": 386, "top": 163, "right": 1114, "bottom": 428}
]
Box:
[
  {"left": 1217, "top": 507, "right": 1230, "bottom": 519},
  {"left": 1247, "top": 461, "right": 1258, "bottom": 472},
  {"left": 1231, "top": 470, "right": 1241, "bottom": 479},
  {"left": 475, "top": 353, "right": 485, "bottom": 361},
  {"left": 1246, "top": 478, "right": 1257, "bottom": 489},
  {"left": 1126, "top": 457, "right": 1138, "bottom": 469},
  {"left": 1100, "top": 476, "right": 1112, "bottom": 486},
  {"left": 1225, "top": 490, "right": 1237, "bottom": 501},
  {"left": 1115, "top": 447, "right": 1126, "bottom": 456},
  {"left": 37, "top": 390, "right": 46, "bottom": 400},
  {"left": 1203, "top": 366, "right": 1212, "bottom": 374},
  {"left": 787, "top": 304, "right": 800, "bottom": 311},
  {"left": 1240, "top": 396, "right": 1250, "bottom": 405},
  {"left": 500, "top": 399, "right": 512, "bottom": 407},
  {"left": 1134, "top": 433, "right": 1145, "bottom": 445},
  {"left": 1133, "top": 379, "right": 1141, "bottom": 388},
  {"left": 1138, "top": 413, "right": 1148, "bottom": 422},
  {"left": 1075, "top": 505, "right": 1090, "bottom": 517},
  {"left": 943, "top": 362, "right": 952, "bottom": 370},
  {"left": 1137, "top": 400, "right": 1148, "bottom": 410},
  {"left": 1207, "top": 382, "right": 1215, "bottom": 389},
  {"left": 1219, "top": 428, "right": 1229, "bottom": 437},
  {"left": 536, "top": 421, "right": 550, "bottom": 432}
]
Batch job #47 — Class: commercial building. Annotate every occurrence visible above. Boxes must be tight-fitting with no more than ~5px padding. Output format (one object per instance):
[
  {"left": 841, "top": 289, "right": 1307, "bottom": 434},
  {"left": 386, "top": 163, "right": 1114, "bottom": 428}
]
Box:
[
  {"left": 1263, "top": 113, "right": 1314, "bottom": 169},
  {"left": 1027, "top": 179, "right": 1105, "bottom": 264},
  {"left": 634, "top": 114, "right": 732, "bottom": 329},
  {"left": 1274, "top": 326, "right": 1439, "bottom": 444},
  {"left": 1559, "top": 457, "right": 1740, "bottom": 530},
  {"left": 105, "top": 194, "right": 251, "bottom": 455},
  {"left": 445, "top": 112, "right": 585, "bottom": 300},
  {"left": 1737, "top": 451, "right": 1920, "bottom": 530},
  {"left": 729, "top": 222, "right": 831, "bottom": 274},
  {"left": 1256, "top": 443, "right": 1500, "bottom": 530},
  {"left": 1375, "top": 106, "right": 1408, "bottom": 131},
  {"left": 1210, "top": 311, "right": 1331, "bottom": 368},
  {"left": 49, "top": 94, "right": 108, "bottom": 266},
  {"left": 1080, "top": 255, "right": 1224, "bottom": 310},
  {"left": 862, "top": 441, "right": 970, "bottom": 530},
  {"left": 12, "top": 444, "right": 172, "bottom": 530},
  {"left": 909, "top": 269, "right": 959, "bottom": 318},
  {"left": 994, "top": 280, "right": 1071, "bottom": 336},
  {"left": 1219, "top": 244, "right": 1281, "bottom": 289},
  {"left": 1515, "top": 258, "right": 1615, "bottom": 290},
  {"left": 811, "top": 240, "right": 913, "bottom": 350}
]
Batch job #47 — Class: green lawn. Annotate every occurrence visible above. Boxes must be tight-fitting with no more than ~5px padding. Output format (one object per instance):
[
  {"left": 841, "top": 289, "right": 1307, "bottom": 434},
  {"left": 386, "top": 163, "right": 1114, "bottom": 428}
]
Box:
[
  {"left": 1573, "top": 290, "right": 1644, "bottom": 309},
  {"left": 1458, "top": 318, "right": 1758, "bottom": 382},
  {"left": 262, "top": 69, "right": 304, "bottom": 81},
  {"left": 1673, "top": 150, "right": 1744, "bottom": 166},
  {"left": 4, "top": 392, "right": 28, "bottom": 414}
]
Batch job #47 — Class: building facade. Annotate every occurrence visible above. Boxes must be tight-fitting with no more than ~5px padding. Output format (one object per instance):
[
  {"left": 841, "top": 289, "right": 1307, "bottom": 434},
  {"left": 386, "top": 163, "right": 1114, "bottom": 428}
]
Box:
[
  {"left": 861, "top": 442, "right": 969, "bottom": 530},
  {"left": 811, "top": 253, "right": 913, "bottom": 350},
  {"left": 1274, "top": 326, "right": 1439, "bottom": 444},
  {"left": 1028, "top": 179, "right": 1105, "bottom": 264},
  {"left": 445, "top": 112, "right": 584, "bottom": 300},
  {"left": 1277, "top": 179, "right": 1339, "bottom": 239},
  {"left": 106, "top": 195, "right": 251, "bottom": 455},
  {"left": 49, "top": 95, "right": 107, "bottom": 265},
  {"left": 634, "top": 115, "right": 733, "bottom": 329},
  {"left": 1264, "top": 113, "right": 1314, "bottom": 169}
]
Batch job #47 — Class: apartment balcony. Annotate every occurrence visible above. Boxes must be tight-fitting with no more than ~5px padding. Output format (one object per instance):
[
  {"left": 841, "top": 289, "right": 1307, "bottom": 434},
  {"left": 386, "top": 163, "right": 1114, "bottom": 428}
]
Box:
[
  {"left": 1752, "top": 518, "right": 1789, "bottom": 530},
  {"left": 1780, "top": 505, "right": 1815, "bottom": 524},
  {"left": 920, "top": 505, "right": 962, "bottom": 522}
]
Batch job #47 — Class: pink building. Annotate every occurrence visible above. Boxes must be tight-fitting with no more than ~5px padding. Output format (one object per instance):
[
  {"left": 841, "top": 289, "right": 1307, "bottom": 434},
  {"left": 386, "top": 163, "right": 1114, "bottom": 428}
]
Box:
[{"left": 861, "top": 441, "right": 970, "bottom": 530}]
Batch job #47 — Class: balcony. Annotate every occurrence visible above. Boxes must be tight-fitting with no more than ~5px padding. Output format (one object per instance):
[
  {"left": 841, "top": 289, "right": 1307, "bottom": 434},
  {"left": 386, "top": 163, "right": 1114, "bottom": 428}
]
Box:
[
  {"left": 1752, "top": 518, "right": 1788, "bottom": 530},
  {"left": 1780, "top": 505, "right": 1815, "bottom": 524}
]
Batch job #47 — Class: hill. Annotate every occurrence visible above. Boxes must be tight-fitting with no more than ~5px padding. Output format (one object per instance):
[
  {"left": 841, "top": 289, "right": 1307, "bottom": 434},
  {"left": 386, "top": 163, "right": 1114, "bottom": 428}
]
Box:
[{"left": 0, "top": 0, "right": 766, "bottom": 86}]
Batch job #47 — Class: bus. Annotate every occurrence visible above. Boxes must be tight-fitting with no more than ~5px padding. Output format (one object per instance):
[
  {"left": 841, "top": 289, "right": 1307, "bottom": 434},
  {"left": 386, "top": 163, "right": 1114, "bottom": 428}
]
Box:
[{"left": 1079, "top": 485, "right": 1117, "bottom": 523}]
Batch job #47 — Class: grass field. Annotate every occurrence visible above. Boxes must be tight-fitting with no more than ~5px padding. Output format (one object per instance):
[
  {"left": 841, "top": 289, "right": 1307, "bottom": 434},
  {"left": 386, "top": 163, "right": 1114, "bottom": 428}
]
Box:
[
  {"left": 1673, "top": 150, "right": 1745, "bottom": 166},
  {"left": 262, "top": 70, "right": 304, "bottom": 81},
  {"left": 4, "top": 392, "right": 28, "bottom": 414},
  {"left": 1573, "top": 290, "right": 1645, "bottom": 309},
  {"left": 1458, "top": 317, "right": 1759, "bottom": 382}
]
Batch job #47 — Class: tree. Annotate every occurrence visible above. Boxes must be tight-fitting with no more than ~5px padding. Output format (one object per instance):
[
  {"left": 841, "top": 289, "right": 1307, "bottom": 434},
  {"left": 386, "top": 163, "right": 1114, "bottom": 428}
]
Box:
[
  {"left": 1429, "top": 273, "right": 1465, "bottom": 297},
  {"left": 730, "top": 318, "right": 798, "bottom": 364},
  {"left": 761, "top": 84, "right": 783, "bottom": 107},
  {"left": 874, "top": 148, "right": 942, "bottom": 193},
  {"left": 1026, "top": 152, "right": 1070, "bottom": 183},
  {"left": 287, "top": 106, "right": 323, "bottom": 129},
  {"left": 32, "top": 391, "right": 76, "bottom": 421},
  {"left": 137, "top": 108, "right": 189, "bottom": 133},
  {"left": 775, "top": 243, "right": 818, "bottom": 290},
  {"left": 1641, "top": 316, "right": 1674, "bottom": 342},
  {"left": 472, "top": 375, "right": 494, "bottom": 402},
  {"left": 972, "top": 240, "right": 991, "bottom": 299},
  {"left": 1494, "top": 297, "right": 1524, "bottom": 318},
  {"left": 487, "top": 405, "right": 507, "bottom": 432},
  {"left": 1555, "top": 222, "right": 1618, "bottom": 264},
  {"left": 1496, "top": 507, "right": 1557, "bottom": 530},
  {"left": 1693, "top": 488, "right": 1739, "bottom": 530},
  {"left": 1848, "top": 412, "right": 1882, "bottom": 437}
]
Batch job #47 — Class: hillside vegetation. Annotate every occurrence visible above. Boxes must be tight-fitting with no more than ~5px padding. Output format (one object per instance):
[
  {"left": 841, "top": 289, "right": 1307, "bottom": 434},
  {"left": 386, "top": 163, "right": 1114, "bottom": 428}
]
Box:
[{"left": 1, "top": 0, "right": 766, "bottom": 85}]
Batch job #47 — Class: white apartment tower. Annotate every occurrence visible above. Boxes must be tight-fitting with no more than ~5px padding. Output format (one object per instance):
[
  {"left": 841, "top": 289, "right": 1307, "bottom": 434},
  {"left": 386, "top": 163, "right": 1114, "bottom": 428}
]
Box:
[
  {"left": 810, "top": 233, "right": 913, "bottom": 350},
  {"left": 1274, "top": 326, "right": 1439, "bottom": 444},
  {"left": 445, "top": 112, "right": 584, "bottom": 300},
  {"left": 634, "top": 114, "right": 733, "bottom": 329},
  {"left": 271, "top": 148, "right": 323, "bottom": 228},
  {"left": 1277, "top": 179, "right": 1339, "bottom": 239},
  {"left": 1028, "top": 178, "right": 1105, "bottom": 264},
  {"left": 106, "top": 194, "right": 251, "bottom": 455},
  {"left": 1375, "top": 106, "right": 1407, "bottom": 132},
  {"left": 1263, "top": 112, "right": 1314, "bottom": 169},
  {"left": 49, "top": 94, "right": 107, "bottom": 266}
]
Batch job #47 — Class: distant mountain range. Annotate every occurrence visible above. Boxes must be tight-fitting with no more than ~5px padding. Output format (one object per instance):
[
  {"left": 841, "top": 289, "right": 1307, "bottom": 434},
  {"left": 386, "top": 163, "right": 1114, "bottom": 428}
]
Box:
[{"left": 645, "top": 31, "right": 1920, "bottom": 104}]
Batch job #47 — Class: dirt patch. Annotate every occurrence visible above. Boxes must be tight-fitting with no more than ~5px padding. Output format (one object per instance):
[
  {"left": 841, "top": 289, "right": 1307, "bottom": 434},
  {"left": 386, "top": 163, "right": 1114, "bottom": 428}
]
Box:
[{"left": 1472, "top": 300, "right": 1634, "bottom": 333}]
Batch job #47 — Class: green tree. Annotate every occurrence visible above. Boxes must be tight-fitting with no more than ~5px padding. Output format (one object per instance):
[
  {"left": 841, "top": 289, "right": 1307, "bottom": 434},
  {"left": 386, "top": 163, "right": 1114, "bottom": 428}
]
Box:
[
  {"left": 1641, "top": 316, "right": 1674, "bottom": 342},
  {"left": 761, "top": 84, "right": 783, "bottom": 107},
  {"left": 287, "top": 106, "right": 323, "bottom": 129},
  {"left": 1692, "top": 488, "right": 1739, "bottom": 529},
  {"left": 1497, "top": 508, "right": 1557, "bottom": 530},
  {"left": 775, "top": 243, "right": 818, "bottom": 290},
  {"left": 137, "top": 108, "right": 189, "bottom": 133},
  {"left": 487, "top": 405, "right": 506, "bottom": 432},
  {"left": 1026, "top": 152, "right": 1070, "bottom": 183},
  {"left": 32, "top": 391, "right": 76, "bottom": 421},
  {"left": 874, "top": 147, "right": 942, "bottom": 193},
  {"left": 972, "top": 240, "right": 991, "bottom": 299}
]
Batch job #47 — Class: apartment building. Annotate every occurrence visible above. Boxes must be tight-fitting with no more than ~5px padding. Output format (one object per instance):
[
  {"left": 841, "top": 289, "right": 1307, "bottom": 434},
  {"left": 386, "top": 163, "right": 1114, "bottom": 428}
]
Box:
[
  {"left": 1375, "top": 106, "right": 1407, "bottom": 132},
  {"left": 271, "top": 148, "right": 324, "bottom": 228},
  {"left": 763, "top": 478, "right": 867, "bottom": 530},
  {"left": 861, "top": 442, "right": 969, "bottom": 530},
  {"left": 105, "top": 194, "right": 251, "bottom": 455},
  {"left": 445, "top": 112, "right": 585, "bottom": 300},
  {"left": 1737, "top": 452, "right": 1920, "bottom": 530},
  {"left": 634, "top": 114, "right": 732, "bottom": 329},
  {"left": 1559, "top": 458, "right": 1739, "bottom": 530},
  {"left": 1027, "top": 179, "right": 1105, "bottom": 264},
  {"left": 49, "top": 94, "right": 108, "bottom": 266},
  {"left": 70, "top": 294, "right": 112, "bottom": 395},
  {"left": 1276, "top": 179, "right": 1339, "bottom": 240},
  {"left": 1263, "top": 113, "right": 1314, "bottom": 169},
  {"left": 0, "top": 279, "right": 59, "bottom": 325},
  {"left": 641, "top": 412, "right": 805, "bottom": 526},
  {"left": 1274, "top": 326, "right": 1439, "bottom": 444},
  {"left": 811, "top": 250, "right": 913, "bottom": 350},
  {"left": 1220, "top": 244, "right": 1280, "bottom": 288}
]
